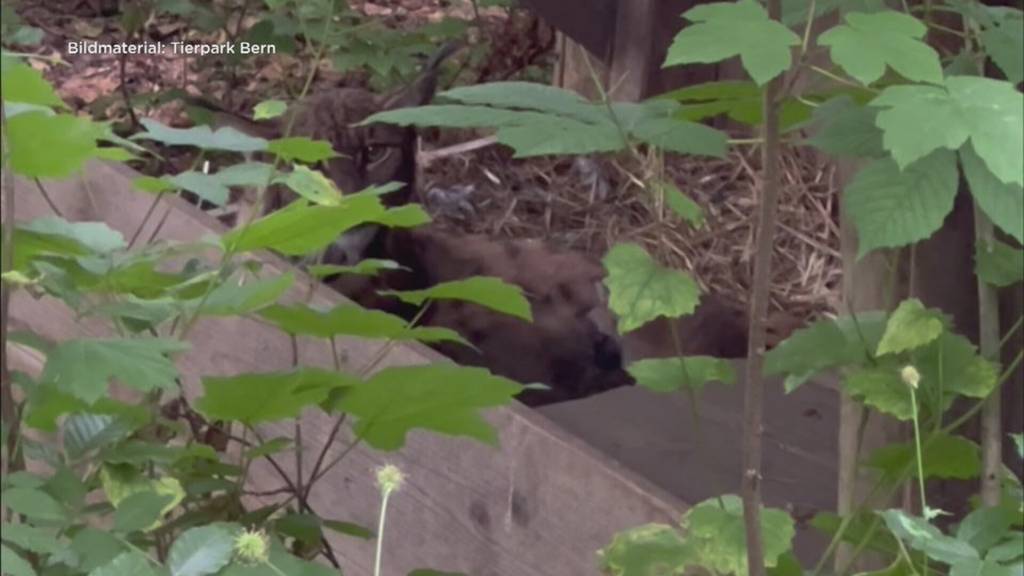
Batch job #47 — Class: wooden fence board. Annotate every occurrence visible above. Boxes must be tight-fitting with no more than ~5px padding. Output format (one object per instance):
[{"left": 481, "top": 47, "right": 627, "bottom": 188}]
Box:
[{"left": 7, "top": 161, "right": 687, "bottom": 576}]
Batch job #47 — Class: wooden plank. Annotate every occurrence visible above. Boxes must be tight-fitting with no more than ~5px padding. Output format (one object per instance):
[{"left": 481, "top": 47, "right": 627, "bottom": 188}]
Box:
[
  {"left": 606, "top": 0, "right": 658, "bottom": 102},
  {"left": 519, "top": 0, "right": 617, "bottom": 62},
  {"left": 8, "top": 161, "right": 686, "bottom": 576},
  {"left": 540, "top": 374, "right": 841, "bottom": 564}
]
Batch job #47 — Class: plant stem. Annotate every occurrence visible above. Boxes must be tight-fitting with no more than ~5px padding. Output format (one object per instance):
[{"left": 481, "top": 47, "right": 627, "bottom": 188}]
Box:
[
  {"left": 741, "top": 2, "right": 783, "bottom": 575},
  {"left": 0, "top": 96, "right": 25, "bottom": 481},
  {"left": 374, "top": 490, "right": 393, "bottom": 576},
  {"left": 974, "top": 207, "right": 1003, "bottom": 507}
]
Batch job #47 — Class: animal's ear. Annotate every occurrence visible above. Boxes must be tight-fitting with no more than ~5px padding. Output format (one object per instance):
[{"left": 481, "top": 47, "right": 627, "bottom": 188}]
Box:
[{"left": 381, "top": 41, "right": 462, "bottom": 110}]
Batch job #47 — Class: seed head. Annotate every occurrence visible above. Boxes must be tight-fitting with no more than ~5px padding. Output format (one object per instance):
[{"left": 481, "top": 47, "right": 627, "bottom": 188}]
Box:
[
  {"left": 901, "top": 365, "right": 921, "bottom": 389},
  {"left": 234, "top": 528, "right": 270, "bottom": 565}
]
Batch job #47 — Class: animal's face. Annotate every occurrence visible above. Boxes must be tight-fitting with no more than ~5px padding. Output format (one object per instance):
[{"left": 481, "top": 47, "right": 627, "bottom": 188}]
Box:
[{"left": 262, "top": 58, "right": 446, "bottom": 264}]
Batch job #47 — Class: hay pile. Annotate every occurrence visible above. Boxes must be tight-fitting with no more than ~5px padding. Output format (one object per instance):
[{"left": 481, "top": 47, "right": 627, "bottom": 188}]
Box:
[{"left": 420, "top": 142, "right": 843, "bottom": 323}]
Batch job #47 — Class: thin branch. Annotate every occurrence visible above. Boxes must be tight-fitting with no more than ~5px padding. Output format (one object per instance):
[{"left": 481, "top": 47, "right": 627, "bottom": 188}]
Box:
[
  {"left": 741, "top": 1, "right": 783, "bottom": 574},
  {"left": 1, "top": 101, "right": 26, "bottom": 481}
]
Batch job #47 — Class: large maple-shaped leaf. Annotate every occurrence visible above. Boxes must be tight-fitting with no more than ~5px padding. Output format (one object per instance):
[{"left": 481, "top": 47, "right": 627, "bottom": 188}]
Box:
[
  {"left": 196, "top": 369, "right": 358, "bottom": 425},
  {"left": 41, "top": 338, "right": 189, "bottom": 404},
  {"left": 334, "top": 364, "right": 522, "bottom": 451},
  {"left": 843, "top": 150, "right": 959, "bottom": 257},
  {"left": 872, "top": 76, "right": 1023, "bottom": 187},
  {"left": 259, "top": 303, "right": 469, "bottom": 346},
  {"left": 382, "top": 276, "right": 532, "bottom": 321},
  {"left": 602, "top": 243, "right": 700, "bottom": 334},
  {"left": 764, "top": 311, "right": 888, "bottom": 392},
  {"left": 664, "top": 0, "right": 801, "bottom": 86},
  {"left": 819, "top": 10, "right": 943, "bottom": 85}
]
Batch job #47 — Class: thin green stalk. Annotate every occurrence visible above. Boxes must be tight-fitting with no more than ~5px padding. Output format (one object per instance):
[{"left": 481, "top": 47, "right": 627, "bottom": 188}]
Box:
[{"left": 374, "top": 489, "right": 393, "bottom": 576}]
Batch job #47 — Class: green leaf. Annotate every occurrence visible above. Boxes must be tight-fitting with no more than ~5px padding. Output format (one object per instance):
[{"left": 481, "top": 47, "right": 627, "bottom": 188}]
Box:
[
  {"left": 167, "top": 525, "right": 236, "bottom": 576},
  {"left": 819, "top": 10, "right": 943, "bottom": 85},
  {"left": 986, "top": 532, "right": 1024, "bottom": 563},
  {"left": 1012, "top": 434, "right": 1024, "bottom": 460},
  {"left": 0, "top": 487, "right": 66, "bottom": 521},
  {"left": 877, "top": 298, "right": 945, "bottom": 356},
  {"left": 844, "top": 363, "right": 915, "bottom": 420},
  {"left": 626, "top": 112, "right": 728, "bottom": 158},
  {"left": 685, "top": 495, "right": 796, "bottom": 575},
  {"left": 322, "top": 519, "right": 374, "bottom": 540},
  {"left": 1, "top": 61, "right": 65, "bottom": 108},
  {"left": 880, "top": 510, "right": 979, "bottom": 566},
  {"left": 382, "top": 276, "right": 532, "bottom": 321},
  {"left": 872, "top": 77, "right": 1024, "bottom": 187},
  {"left": 134, "top": 175, "right": 176, "bottom": 194},
  {"left": 664, "top": 0, "right": 801, "bottom": 86},
  {"left": 268, "top": 137, "right": 337, "bottom": 164},
  {"left": 598, "top": 523, "right": 693, "bottom": 576},
  {"left": 844, "top": 150, "right": 959, "bottom": 258},
  {"left": 656, "top": 180, "right": 705, "bottom": 228},
  {"left": 100, "top": 465, "right": 185, "bottom": 525},
  {"left": 21, "top": 216, "right": 125, "bottom": 254},
  {"left": 253, "top": 99, "right": 287, "bottom": 120},
  {"left": 274, "top": 513, "right": 322, "bottom": 547},
  {"left": 627, "top": 356, "right": 735, "bottom": 393},
  {"left": 113, "top": 490, "right": 176, "bottom": 533},
  {"left": 6, "top": 112, "right": 100, "bottom": 178},
  {"left": 812, "top": 510, "right": 899, "bottom": 558},
  {"left": 975, "top": 239, "right": 1024, "bottom": 288},
  {"left": 961, "top": 143, "right": 1024, "bottom": 244},
  {"left": 914, "top": 333, "right": 999, "bottom": 401},
  {"left": 602, "top": 243, "right": 700, "bottom": 333},
  {"left": 70, "top": 528, "right": 126, "bottom": 572},
  {"left": 259, "top": 303, "right": 469, "bottom": 346},
  {"left": 661, "top": 80, "right": 819, "bottom": 130},
  {"left": 866, "top": 433, "right": 982, "bottom": 485},
  {"left": 221, "top": 195, "right": 387, "bottom": 255},
  {"left": 807, "top": 95, "right": 885, "bottom": 158},
  {"left": 957, "top": 506, "right": 1019, "bottom": 554},
  {"left": 169, "top": 162, "right": 275, "bottom": 206},
  {"left": 1, "top": 544, "right": 36, "bottom": 576},
  {"left": 336, "top": 364, "right": 522, "bottom": 451},
  {"left": 764, "top": 311, "right": 888, "bottom": 391},
  {"left": 64, "top": 413, "right": 136, "bottom": 459},
  {"left": 278, "top": 165, "right": 343, "bottom": 205},
  {"left": 368, "top": 104, "right": 625, "bottom": 157},
  {"left": 133, "top": 118, "right": 268, "bottom": 152},
  {"left": 980, "top": 12, "right": 1024, "bottom": 84},
  {"left": 197, "top": 368, "right": 358, "bottom": 425},
  {"left": 41, "top": 338, "right": 188, "bottom": 404},
  {"left": 439, "top": 81, "right": 605, "bottom": 121},
  {"left": 307, "top": 259, "right": 407, "bottom": 278},
  {"left": 88, "top": 550, "right": 160, "bottom": 576},
  {"left": 195, "top": 272, "right": 294, "bottom": 316},
  {"left": 0, "top": 523, "right": 62, "bottom": 555}
]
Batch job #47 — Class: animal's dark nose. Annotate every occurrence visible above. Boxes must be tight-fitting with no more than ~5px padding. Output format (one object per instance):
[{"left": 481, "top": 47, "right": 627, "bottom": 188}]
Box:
[{"left": 592, "top": 332, "right": 623, "bottom": 372}]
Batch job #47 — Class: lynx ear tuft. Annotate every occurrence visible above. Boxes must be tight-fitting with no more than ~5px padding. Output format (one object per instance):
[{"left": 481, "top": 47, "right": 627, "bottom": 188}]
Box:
[{"left": 381, "top": 41, "right": 464, "bottom": 110}]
